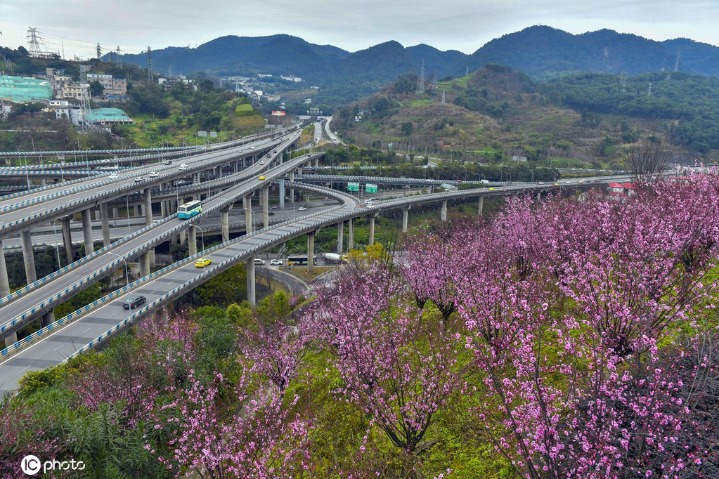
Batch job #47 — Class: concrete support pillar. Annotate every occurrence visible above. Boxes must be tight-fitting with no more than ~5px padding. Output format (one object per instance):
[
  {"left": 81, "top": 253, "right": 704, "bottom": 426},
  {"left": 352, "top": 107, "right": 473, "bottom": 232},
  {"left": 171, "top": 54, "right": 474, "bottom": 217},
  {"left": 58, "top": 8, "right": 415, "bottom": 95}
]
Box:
[
  {"left": 61, "top": 216, "right": 73, "bottom": 265},
  {"left": 82, "top": 208, "right": 94, "bottom": 256},
  {"left": 100, "top": 202, "right": 111, "bottom": 247},
  {"left": 4, "top": 330, "right": 18, "bottom": 347},
  {"left": 441, "top": 200, "right": 448, "bottom": 222},
  {"left": 368, "top": 215, "right": 376, "bottom": 245},
  {"left": 41, "top": 310, "right": 55, "bottom": 327},
  {"left": 143, "top": 188, "right": 152, "bottom": 225},
  {"left": 246, "top": 257, "right": 256, "bottom": 307},
  {"left": 193, "top": 173, "right": 200, "bottom": 185},
  {"left": 289, "top": 171, "right": 295, "bottom": 203},
  {"left": 243, "top": 196, "right": 253, "bottom": 234},
  {"left": 179, "top": 228, "right": 186, "bottom": 245},
  {"left": 307, "top": 231, "right": 315, "bottom": 273},
  {"left": 0, "top": 238, "right": 11, "bottom": 298},
  {"left": 189, "top": 226, "right": 197, "bottom": 256},
  {"left": 140, "top": 251, "right": 150, "bottom": 277},
  {"left": 315, "top": 157, "right": 319, "bottom": 168},
  {"left": 221, "top": 207, "right": 230, "bottom": 242},
  {"left": 132, "top": 204, "right": 138, "bottom": 217},
  {"left": 233, "top": 161, "right": 238, "bottom": 174},
  {"left": 402, "top": 206, "right": 411, "bottom": 233},
  {"left": 160, "top": 200, "right": 166, "bottom": 217},
  {"left": 279, "top": 178, "right": 285, "bottom": 209},
  {"left": 348, "top": 218, "right": 354, "bottom": 250},
  {"left": 337, "top": 221, "right": 344, "bottom": 254},
  {"left": 21, "top": 229, "right": 37, "bottom": 283},
  {"left": 112, "top": 207, "right": 119, "bottom": 219},
  {"left": 262, "top": 187, "right": 269, "bottom": 228},
  {"left": 478, "top": 196, "right": 484, "bottom": 216},
  {"left": 144, "top": 188, "right": 155, "bottom": 266}
]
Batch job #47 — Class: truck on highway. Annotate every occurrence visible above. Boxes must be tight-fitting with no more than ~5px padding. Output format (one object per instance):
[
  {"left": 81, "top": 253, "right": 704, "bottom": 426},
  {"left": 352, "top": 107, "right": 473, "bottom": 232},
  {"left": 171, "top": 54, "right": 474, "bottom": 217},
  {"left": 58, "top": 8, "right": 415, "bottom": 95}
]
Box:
[{"left": 323, "top": 253, "right": 349, "bottom": 264}]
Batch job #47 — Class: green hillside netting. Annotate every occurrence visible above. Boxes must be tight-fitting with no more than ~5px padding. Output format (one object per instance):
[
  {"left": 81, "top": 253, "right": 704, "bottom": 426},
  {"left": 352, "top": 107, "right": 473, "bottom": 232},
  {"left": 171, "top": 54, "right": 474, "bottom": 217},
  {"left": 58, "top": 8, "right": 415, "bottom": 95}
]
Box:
[{"left": 0, "top": 75, "right": 52, "bottom": 102}]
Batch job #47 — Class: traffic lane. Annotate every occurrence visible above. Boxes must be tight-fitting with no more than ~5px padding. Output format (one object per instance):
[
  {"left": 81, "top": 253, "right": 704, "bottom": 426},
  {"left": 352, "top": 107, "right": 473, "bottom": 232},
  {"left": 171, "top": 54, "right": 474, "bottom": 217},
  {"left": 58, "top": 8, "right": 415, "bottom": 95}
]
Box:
[{"left": 0, "top": 263, "right": 205, "bottom": 392}]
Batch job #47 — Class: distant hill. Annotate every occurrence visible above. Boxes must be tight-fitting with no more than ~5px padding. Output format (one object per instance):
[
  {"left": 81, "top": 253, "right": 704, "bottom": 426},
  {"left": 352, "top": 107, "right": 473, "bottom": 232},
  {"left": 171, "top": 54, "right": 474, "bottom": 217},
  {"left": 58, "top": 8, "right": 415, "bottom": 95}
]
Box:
[
  {"left": 115, "top": 27, "right": 719, "bottom": 82},
  {"left": 115, "top": 35, "right": 460, "bottom": 86},
  {"left": 464, "top": 26, "right": 719, "bottom": 78},
  {"left": 109, "top": 26, "right": 719, "bottom": 106}
]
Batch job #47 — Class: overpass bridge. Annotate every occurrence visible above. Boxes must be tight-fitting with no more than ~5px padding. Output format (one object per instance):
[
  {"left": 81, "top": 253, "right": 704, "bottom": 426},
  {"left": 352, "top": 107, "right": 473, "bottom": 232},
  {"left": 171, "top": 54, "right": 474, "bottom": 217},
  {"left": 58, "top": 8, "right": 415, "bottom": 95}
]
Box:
[
  {"left": 0, "top": 146, "right": 319, "bottom": 346},
  {"left": 0, "top": 131, "right": 303, "bottom": 298},
  {"left": 0, "top": 131, "right": 629, "bottom": 394}
]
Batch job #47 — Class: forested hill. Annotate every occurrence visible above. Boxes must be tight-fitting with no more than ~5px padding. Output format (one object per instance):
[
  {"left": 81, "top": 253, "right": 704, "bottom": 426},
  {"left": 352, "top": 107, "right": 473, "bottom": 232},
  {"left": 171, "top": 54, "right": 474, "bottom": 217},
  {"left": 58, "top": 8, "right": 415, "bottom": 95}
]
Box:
[
  {"left": 466, "top": 26, "right": 719, "bottom": 79},
  {"left": 542, "top": 72, "right": 719, "bottom": 152},
  {"left": 113, "top": 26, "right": 719, "bottom": 85}
]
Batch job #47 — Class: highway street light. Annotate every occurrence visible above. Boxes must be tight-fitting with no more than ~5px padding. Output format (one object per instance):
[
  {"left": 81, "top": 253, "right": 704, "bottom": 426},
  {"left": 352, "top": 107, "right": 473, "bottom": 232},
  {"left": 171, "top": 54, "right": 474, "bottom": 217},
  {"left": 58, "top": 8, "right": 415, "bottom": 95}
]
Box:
[{"left": 106, "top": 252, "right": 129, "bottom": 286}]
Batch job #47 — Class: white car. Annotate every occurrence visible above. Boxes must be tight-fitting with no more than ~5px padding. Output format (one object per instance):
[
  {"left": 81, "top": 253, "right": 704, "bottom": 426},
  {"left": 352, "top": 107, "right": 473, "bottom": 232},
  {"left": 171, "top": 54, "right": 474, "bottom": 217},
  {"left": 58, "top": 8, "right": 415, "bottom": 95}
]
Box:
[
  {"left": 149, "top": 171, "right": 159, "bottom": 178},
  {"left": 253, "top": 258, "right": 266, "bottom": 265},
  {"left": 134, "top": 176, "right": 144, "bottom": 183},
  {"left": 108, "top": 173, "right": 119, "bottom": 180},
  {"left": 270, "top": 259, "right": 283, "bottom": 266},
  {"left": 179, "top": 163, "right": 188, "bottom": 170},
  {"left": 297, "top": 207, "right": 307, "bottom": 211}
]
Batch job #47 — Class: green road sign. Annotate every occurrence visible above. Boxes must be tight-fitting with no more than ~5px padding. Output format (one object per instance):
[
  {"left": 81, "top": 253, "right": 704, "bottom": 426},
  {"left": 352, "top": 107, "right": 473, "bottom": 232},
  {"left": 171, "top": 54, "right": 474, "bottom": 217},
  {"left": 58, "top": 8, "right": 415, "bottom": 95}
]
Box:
[
  {"left": 365, "top": 183, "right": 378, "bottom": 194},
  {"left": 347, "top": 182, "right": 360, "bottom": 192}
]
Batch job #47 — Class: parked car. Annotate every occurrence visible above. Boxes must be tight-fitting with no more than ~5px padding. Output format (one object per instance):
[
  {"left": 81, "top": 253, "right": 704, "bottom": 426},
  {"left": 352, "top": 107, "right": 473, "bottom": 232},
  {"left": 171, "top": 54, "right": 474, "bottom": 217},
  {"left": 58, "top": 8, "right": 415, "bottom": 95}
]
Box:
[
  {"left": 254, "top": 258, "right": 266, "bottom": 265},
  {"left": 195, "top": 258, "right": 211, "bottom": 268},
  {"left": 149, "top": 171, "right": 159, "bottom": 178},
  {"left": 123, "top": 296, "right": 146, "bottom": 309}
]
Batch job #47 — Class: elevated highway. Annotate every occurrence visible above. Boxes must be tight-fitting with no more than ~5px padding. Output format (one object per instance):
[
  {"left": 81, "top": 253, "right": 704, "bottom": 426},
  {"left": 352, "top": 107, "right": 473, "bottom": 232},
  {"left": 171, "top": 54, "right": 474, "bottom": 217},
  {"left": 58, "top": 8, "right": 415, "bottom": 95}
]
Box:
[
  {"left": 0, "top": 182, "right": 359, "bottom": 394},
  {"left": 0, "top": 149, "right": 320, "bottom": 345}
]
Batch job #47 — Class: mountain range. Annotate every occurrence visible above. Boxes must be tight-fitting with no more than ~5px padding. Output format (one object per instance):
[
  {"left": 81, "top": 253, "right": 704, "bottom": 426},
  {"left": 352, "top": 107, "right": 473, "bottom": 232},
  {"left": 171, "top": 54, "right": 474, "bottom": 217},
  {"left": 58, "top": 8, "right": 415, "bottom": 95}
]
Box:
[{"left": 114, "top": 25, "right": 719, "bottom": 85}]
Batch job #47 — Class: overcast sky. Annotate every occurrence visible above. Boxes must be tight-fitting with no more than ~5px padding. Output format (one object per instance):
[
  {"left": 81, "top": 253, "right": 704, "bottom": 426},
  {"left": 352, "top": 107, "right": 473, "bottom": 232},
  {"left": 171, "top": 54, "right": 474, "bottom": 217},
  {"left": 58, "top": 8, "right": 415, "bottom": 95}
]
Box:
[{"left": 1, "top": 0, "right": 718, "bottom": 60}]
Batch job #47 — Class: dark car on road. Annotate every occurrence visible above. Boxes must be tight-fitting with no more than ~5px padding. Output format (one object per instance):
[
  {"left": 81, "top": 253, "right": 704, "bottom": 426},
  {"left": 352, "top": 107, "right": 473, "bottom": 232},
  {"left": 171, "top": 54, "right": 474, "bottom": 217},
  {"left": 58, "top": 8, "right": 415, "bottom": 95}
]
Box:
[{"left": 123, "top": 296, "right": 146, "bottom": 309}]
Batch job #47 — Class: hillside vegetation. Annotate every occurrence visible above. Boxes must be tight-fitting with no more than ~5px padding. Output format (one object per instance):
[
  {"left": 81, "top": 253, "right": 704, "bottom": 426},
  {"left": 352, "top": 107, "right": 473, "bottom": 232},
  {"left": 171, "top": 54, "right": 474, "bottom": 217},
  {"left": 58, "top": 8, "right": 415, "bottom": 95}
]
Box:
[{"left": 334, "top": 64, "right": 719, "bottom": 166}]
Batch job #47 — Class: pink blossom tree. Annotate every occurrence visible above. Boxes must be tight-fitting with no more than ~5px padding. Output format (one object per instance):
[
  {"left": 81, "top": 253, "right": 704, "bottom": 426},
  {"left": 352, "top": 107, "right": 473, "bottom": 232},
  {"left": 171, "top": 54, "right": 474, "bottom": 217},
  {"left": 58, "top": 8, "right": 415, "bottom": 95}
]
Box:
[{"left": 307, "top": 262, "right": 460, "bottom": 474}]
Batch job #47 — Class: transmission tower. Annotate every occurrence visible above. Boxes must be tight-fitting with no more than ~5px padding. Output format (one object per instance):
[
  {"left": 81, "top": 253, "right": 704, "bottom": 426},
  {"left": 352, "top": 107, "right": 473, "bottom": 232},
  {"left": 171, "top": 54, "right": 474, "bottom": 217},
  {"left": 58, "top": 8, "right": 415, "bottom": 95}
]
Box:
[
  {"left": 146, "top": 46, "right": 153, "bottom": 83},
  {"left": 416, "top": 60, "right": 425, "bottom": 95},
  {"left": 674, "top": 51, "right": 680, "bottom": 72},
  {"left": 441, "top": 90, "right": 446, "bottom": 104},
  {"left": 26, "top": 27, "right": 52, "bottom": 58},
  {"left": 647, "top": 82, "right": 653, "bottom": 97},
  {"left": 619, "top": 71, "right": 627, "bottom": 94},
  {"left": 96, "top": 43, "right": 102, "bottom": 60},
  {"left": 116, "top": 45, "right": 122, "bottom": 64}
]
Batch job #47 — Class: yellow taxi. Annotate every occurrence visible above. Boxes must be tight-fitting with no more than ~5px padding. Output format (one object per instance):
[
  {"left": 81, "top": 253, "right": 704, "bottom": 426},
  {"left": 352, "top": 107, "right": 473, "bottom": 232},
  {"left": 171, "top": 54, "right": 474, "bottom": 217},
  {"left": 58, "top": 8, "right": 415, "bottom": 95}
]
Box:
[
  {"left": 258, "top": 175, "right": 266, "bottom": 180},
  {"left": 195, "top": 258, "right": 211, "bottom": 268},
  {"left": 488, "top": 187, "right": 496, "bottom": 191}
]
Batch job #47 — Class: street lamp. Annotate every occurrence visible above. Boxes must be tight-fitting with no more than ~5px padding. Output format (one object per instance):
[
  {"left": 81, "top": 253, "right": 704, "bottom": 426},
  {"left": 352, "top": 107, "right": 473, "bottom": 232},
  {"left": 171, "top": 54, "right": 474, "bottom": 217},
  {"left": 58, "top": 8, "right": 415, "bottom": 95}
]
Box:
[{"left": 107, "top": 252, "right": 129, "bottom": 286}]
